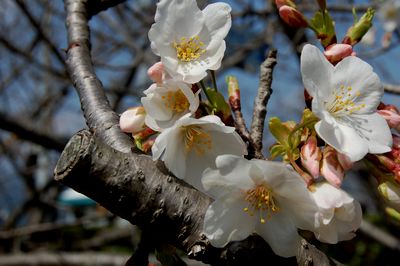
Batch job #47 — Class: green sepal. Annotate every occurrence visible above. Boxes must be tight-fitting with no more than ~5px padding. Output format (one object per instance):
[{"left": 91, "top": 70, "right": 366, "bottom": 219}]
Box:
[
  {"left": 309, "top": 10, "right": 337, "bottom": 47},
  {"left": 205, "top": 87, "right": 231, "bottom": 115},
  {"left": 269, "top": 117, "right": 292, "bottom": 147},
  {"left": 345, "top": 8, "right": 375, "bottom": 45},
  {"left": 270, "top": 144, "right": 287, "bottom": 159}
]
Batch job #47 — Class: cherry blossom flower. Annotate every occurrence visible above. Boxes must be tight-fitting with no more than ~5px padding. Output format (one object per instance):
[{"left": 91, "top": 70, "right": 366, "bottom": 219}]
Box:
[
  {"left": 311, "top": 182, "right": 362, "bottom": 244},
  {"left": 148, "top": 0, "right": 231, "bottom": 83},
  {"left": 152, "top": 115, "right": 247, "bottom": 190},
  {"left": 201, "top": 155, "right": 319, "bottom": 257},
  {"left": 141, "top": 79, "right": 200, "bottom": 131},
  {"left": 301, "top": 44, "right": 392, "bottom": 162}
]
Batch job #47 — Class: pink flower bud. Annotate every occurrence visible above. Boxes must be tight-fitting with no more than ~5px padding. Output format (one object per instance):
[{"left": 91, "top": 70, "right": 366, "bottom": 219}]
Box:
[
  {"left": 119, "top": 107, "right": 146, "bottom": 134},
  {"left": 321, "top": 146, "right": 344, "bottom": 187},
  {"left": 278, "top": 6, "right": 308, "bottom": 28},
  {"left": 393, "top": 135, "right": 400, "bottom": 150},
  {"left": 275, "top": 0, "right": 296, "bottom": 9},
  {"left": 337, "top": 152, "right": 353, "bottom": 171},
  {"left": 324, "top": 44, "right": 353, "bottom": 64},
  {"left": 377, "top": 108, "right": 400, "bottom": 129},
  {"left": 147, "top": 62, "right": 164, "bottom": 83},
  {"left": 300, "top": 135, "right": 322, "bottom": 178}
]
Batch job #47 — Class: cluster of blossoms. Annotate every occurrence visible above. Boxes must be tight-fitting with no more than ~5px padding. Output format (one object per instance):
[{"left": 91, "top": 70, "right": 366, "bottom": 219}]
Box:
[{"left": 119, "top": 0, "right": 400, "bottom": 258}]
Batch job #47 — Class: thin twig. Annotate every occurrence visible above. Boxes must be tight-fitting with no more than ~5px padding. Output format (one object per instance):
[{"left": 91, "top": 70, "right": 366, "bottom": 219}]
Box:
[
  {"left": 383, "top": 83, "right": 400, "bottom": 95},
  {"left": 250, "top": 49, "right": 277, "bottom": 159}
]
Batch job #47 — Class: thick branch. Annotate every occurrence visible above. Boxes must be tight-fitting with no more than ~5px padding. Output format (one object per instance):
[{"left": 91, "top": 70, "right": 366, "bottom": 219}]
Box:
[
  {"left": 54, "top": 130, "right": 341, "bottom": 265},
  {"left": 64, "top": 0, "right": 132, "bottom": 152},
  {"left": 250, "top": 50, "right": 277, "bottom": 158}
]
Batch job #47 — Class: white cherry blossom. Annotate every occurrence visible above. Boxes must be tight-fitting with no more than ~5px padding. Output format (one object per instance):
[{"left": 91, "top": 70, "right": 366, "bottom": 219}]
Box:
[
  {"left": 201, "top": 155, "right": 319, "bottom": 257},
  {"left": 152, "top": 115, "right": 247, "bottom": 190},
  {"left": 148, "top": 0, "right": 231, "bottom": 83},
  {"left": 311, "top": 182, "right": 362, "bottom": 244},
  {"left": 301, "top": 44, "right": 392, "bottom": 162},
  {"left": 141, "top": 79, "right": 200, "bottom": 131}
]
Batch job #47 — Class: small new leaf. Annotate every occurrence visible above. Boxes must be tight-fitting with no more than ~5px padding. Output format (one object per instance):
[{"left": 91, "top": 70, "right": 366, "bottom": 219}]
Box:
[{"left": 309, "top": 10, "right": 337, "bottom": 47}]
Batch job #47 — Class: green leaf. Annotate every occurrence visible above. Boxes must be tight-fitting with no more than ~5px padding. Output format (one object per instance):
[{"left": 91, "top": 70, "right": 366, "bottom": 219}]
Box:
[
  {"left": 269, "top": 117, "right": 292, "bottom": 146},
  {"left": 205, "top": 87, "right": 231, "bottom": 116},
  {"left": 269, "top": 144, "right": 287, "bottom": 159},
  {"left": 309, "top": 10, "right": 336, "bottom": 47}
]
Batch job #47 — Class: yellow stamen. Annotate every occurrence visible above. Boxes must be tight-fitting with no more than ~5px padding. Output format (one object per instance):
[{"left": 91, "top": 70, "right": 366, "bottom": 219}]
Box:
[
  {"left": 182, "top": 126, "right": 212, "bottom": 156},
  {"left": 161, "top": 90, "right": 189, "bottom": 112},
  {"left": 243, "top": 184, "right": 279, "bottom": 224},
  {"left": 173, "top": 35, "right": 206, "bottom": 62}
]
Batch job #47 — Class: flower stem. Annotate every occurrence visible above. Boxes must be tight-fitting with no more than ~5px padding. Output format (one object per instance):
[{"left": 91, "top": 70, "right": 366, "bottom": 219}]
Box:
[
  {"left": 199, "top": 81, "right": 213, "bottom": 106},
  {"left": 210, "top": 70, "right": 218, "bottom": 92}
]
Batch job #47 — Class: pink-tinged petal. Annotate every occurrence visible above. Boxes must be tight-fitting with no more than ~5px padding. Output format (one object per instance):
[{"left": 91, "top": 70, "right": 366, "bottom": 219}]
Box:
[
  {"left": 324, "top": 43, "right": 353, "bottom": 64},
  {"left": 147, "top": 62, "right": 164, "bottom": 83}
]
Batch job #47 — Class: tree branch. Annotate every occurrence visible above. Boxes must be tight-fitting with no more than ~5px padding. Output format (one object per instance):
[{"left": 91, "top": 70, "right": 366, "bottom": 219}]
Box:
[
  {"left": 54, "top": 130, "right": 342, "bottom": 265},
  {"left": 64, "top": 0, "right": 132, "bottom": 153},
  {"left": 250, "top": 50, "right": 277, "bottom": 159}
]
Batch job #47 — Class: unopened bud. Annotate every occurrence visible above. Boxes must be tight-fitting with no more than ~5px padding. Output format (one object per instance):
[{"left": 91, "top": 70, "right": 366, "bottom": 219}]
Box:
[
  {"left": 147, "top": 62, "right": 164, "bottom": 83},
  {"left": 324, "top": 44, "right": 354, "bottom": 64},
  {"left": 377, "top": 104, "right": 400, "bottom": 129},
  {"left": 119, "top": 107, "right": 146, "bottom": 134},
  {"left": 227, "top": 76, "right": 241, "bottom": 111},
  {"left": 344, "top": 8, "right": 375, "bottom": 46},
  {"left": 321, "top": 146, "right": 344, "bottom": 187},
  {"left": 275, "top": 0, "right": 296, "bottom": 9},
  {"left": 337, "top": 152, "right": 353, "bottom": 171},
  {"left": 378, "top": 181, "right": 400, "bottom": 212},
  {"left": 279, "top": 6, "right": 309, "bottom": 28},
  {"left": 300, "top": 135, "right": 322, "bottom": 178}
]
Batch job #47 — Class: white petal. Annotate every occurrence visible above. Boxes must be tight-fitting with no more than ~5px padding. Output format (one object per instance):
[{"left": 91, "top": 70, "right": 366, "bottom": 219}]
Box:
[
  {"left": 300, "top": 44, "right": 334, "bottom": 98},
  {"left": 141, "top": 92, "right": 172, "bottom": 121},
  {"left": 332, "top": 56, "right": 383, "bottom": 113},
  {"left": 203, "top": 3, "right": 231, "bottom": 41},
  {"left": 315, "top": 120, "right": 368, "bottom": 162},
  {"left": 255, "top": 211, "right": 301, "bottom": 258},
  {"left": 204, "top": 193, "right": 257, "bottom": 247},
  {"left": 349, "top": 113, "right": 392, "bottom": 154}
]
